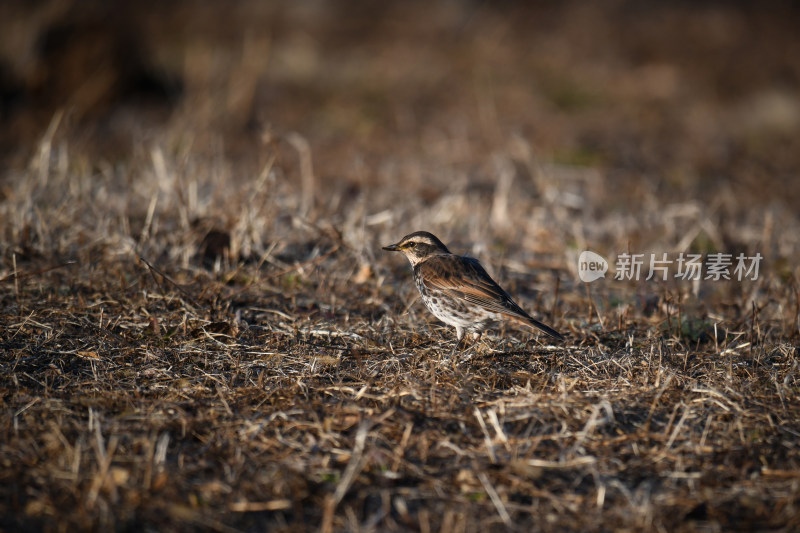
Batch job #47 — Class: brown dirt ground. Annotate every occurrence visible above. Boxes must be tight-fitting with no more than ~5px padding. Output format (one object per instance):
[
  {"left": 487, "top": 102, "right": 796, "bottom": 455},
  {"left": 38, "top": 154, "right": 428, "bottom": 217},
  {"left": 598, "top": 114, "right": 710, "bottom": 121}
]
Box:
[{"left": 1, "top": 1, "right": 799, "bottom": 531}]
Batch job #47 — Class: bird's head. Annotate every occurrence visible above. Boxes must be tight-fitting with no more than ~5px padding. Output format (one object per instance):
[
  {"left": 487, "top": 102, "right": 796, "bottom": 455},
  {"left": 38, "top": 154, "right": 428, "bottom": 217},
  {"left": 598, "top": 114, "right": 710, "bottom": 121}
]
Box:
[{"left": 383, "top": 231, "right": 451, "bottom": 266}]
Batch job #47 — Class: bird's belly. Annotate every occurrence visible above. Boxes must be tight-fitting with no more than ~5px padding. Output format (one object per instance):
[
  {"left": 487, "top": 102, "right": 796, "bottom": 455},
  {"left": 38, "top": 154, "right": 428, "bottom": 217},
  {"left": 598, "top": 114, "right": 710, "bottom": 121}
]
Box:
[{"left": 419, "top": 292, "right": 499, "bottom": 331}]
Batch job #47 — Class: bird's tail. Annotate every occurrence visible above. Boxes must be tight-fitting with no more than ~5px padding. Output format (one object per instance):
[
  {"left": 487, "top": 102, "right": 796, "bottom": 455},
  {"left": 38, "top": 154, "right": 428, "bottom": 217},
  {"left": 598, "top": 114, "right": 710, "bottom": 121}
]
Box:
[{"left": 515, "top": 315, "right": 565, "bottom": 342}]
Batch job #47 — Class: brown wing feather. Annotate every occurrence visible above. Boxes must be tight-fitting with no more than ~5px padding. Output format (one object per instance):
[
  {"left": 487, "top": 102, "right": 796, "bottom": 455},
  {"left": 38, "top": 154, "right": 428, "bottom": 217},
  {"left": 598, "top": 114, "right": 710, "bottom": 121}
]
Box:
[
  {"left": 417, "top": 256, "right": 530, "bottom": 318},
  {"left": 416, "top": 255, "right": 565, "bottom": 341}
]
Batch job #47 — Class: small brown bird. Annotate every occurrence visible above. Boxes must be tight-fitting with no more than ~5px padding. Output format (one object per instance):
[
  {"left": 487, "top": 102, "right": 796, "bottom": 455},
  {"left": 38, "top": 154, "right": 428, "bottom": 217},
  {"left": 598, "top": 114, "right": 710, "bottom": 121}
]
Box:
[{"left": 383, "top": 231, "right": 564, "bottom": 350}]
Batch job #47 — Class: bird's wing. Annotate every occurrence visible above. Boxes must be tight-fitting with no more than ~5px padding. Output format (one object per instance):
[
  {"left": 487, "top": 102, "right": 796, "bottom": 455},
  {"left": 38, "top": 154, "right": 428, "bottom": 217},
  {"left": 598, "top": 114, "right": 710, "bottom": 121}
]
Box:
[
  {"left": 417, "top": 255, "right": 565, "bottom": 341},
  {"left": 417, "top": 255, "right": 530, "bottom": 318}
]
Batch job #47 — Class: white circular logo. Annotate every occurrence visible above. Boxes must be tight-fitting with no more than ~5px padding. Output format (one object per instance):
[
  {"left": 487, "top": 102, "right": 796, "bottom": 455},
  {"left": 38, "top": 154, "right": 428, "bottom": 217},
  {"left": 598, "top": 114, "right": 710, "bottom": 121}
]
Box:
[{"left": 578, "top": 251, "right": 608, "bottom": 282}]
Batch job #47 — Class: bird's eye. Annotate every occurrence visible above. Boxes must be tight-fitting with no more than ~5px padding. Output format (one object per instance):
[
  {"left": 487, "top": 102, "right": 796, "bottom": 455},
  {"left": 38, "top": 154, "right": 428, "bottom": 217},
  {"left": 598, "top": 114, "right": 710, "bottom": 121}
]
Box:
[{"left": 407, "top": 242, "right": 416, "bottom": 248}]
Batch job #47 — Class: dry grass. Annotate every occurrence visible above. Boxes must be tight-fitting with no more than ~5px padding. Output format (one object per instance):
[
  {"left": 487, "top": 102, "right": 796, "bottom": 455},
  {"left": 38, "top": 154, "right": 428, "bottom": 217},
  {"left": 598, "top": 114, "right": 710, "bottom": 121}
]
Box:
[{"left": 2, "top": 1, "right": 800, "bottom": 531}]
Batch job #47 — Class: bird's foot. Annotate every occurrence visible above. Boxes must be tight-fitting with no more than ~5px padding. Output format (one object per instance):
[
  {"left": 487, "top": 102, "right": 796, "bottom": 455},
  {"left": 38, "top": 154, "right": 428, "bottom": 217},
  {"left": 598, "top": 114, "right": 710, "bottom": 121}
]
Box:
[{"left": 457, "top": 350, "right": 474, "bottom": 364}]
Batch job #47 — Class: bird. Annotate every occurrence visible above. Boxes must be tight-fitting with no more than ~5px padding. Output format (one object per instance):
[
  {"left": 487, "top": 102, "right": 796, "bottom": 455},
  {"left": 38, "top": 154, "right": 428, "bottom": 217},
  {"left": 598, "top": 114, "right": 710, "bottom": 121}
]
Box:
[{"left": 383, "top": 231, "right": 564, "bottom": 352}]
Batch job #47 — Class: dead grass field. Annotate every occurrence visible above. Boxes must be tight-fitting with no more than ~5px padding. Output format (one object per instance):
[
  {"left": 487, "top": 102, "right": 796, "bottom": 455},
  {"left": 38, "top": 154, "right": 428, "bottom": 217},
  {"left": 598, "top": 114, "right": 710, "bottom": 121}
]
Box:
[{"left": 1, "top": 1, "right": 799, "bottom": 531}]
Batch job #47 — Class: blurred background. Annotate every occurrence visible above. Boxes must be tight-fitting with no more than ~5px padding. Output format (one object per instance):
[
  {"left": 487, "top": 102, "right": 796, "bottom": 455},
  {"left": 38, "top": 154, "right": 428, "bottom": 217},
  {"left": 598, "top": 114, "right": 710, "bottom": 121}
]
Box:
[{"left": 1, "top": 0, "right": 798, "bottom": 322}]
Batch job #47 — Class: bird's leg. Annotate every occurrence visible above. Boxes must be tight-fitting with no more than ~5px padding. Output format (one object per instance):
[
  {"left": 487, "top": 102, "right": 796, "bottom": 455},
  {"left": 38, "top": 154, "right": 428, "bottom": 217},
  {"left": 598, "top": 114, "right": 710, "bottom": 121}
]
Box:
[
  {"left": 459, "top": 331, "right": 482, "bottom": 363},
  {"left": 448, "top": 326, "right": 465, "bottom": 360}
]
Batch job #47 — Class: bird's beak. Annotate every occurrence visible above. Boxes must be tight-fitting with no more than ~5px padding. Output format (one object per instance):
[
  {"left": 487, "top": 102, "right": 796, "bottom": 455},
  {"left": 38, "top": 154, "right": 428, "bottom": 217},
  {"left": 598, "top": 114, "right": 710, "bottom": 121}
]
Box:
[{"left": 382, "top": 242, "right": 401, "bottom": 252}]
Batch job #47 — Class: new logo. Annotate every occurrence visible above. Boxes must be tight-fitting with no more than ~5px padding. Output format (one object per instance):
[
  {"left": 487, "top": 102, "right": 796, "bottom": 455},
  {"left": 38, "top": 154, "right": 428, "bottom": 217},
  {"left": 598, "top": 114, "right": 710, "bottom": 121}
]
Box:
[{"left": 578, "top": 250, "right": 608, "bottom": 282}]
